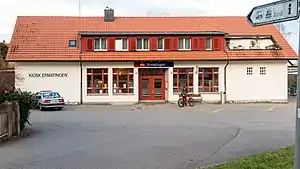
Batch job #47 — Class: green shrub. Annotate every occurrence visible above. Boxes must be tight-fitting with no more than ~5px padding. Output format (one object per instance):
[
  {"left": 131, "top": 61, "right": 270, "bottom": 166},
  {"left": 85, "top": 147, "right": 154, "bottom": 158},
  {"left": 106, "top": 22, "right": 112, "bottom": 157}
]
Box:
[{"left": 0, "top": 89, "right": 36, "bottom": 130}]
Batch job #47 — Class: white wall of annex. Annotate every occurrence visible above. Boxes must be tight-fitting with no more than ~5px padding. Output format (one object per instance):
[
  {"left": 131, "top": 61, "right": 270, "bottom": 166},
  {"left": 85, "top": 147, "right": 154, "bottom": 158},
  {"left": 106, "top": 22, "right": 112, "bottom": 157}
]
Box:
[
  {"left": 226, "top": 60, "right": 288, "bottom": 102},
  {"left": 15, "top": 62, "right": 81, "bottom": 103}
]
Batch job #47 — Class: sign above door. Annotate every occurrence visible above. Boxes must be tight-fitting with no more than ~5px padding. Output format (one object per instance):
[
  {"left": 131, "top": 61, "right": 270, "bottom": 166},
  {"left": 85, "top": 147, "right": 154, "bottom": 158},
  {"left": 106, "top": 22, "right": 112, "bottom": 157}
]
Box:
[{"left": 134, "top": 61, "right": 174, "bottom": 67}]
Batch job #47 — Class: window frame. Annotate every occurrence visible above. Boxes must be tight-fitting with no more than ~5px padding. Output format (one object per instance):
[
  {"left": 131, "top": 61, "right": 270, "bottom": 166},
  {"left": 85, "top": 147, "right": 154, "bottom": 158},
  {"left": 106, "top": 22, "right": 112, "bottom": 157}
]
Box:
[
  {"left": 178, "top": 38, "right": 191, "bottom": 50},
  {"left": 69, "top": 40, "right": 76, "bottom": 47},
  {"left": 87, "top": 68, "right": 109, "bottom": 95},
  {"left": 157, "top": 38, "right": 164, "bottom": 51},
  {"left": 112, "top": 68, "right": 134, "bottom": 95},
  {"left": 260, "top": 67, "right": 266, "bottom": 75},
  {"left": 173, "top": 68, "right": 194, "bottom": 94},
  {"left": 136, "top": 38, "right": 150, "bottom": 51},
  {"left": 94, "top": 38, "right": 107, "bottom": 51},
  {"left": 115, "top": 38, "right": 128, "bottom": 51},
  {"left": 205, "top": 37, "right": 212, "bottom": 50},
  {"left": 247, "top": 67, "right": 253, "bottom": 75},
  {"left": 198, "top": 67, "right": 219, "bottom": 93}
]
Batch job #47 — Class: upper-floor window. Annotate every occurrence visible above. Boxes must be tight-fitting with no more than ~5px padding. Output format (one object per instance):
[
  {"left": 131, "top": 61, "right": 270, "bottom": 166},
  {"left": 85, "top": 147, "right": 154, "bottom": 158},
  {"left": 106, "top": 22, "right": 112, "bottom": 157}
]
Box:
[
  {"left": 247, "top": 67, "right": 253, "bottom": 75},
  {"left": 94, "top": 39, "right": 107, "bottom": 51},
  {"left": 260, "top": 67, "right": 266, "bottom": 75},
  {"left": 157, "top": 38, "right": 164, "bottom": 50},
  {"left": 179, "top": 38, "right": 191, "bottom": 50},
  {"left": 206, "top": 37, "right": 212, "bottom": 50},
  {"left": 137, "top": 38, "right": 149, "bottom": 50},
  {"left": 115, "top": 38, "right": 128, "bottom": 51}
]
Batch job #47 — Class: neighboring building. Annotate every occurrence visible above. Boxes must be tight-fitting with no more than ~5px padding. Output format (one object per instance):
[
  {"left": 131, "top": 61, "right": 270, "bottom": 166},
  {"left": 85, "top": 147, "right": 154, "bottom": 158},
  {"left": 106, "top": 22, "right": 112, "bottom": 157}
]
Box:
[{"left": 6, "top": 8, "right": 297, "bottom": 104}]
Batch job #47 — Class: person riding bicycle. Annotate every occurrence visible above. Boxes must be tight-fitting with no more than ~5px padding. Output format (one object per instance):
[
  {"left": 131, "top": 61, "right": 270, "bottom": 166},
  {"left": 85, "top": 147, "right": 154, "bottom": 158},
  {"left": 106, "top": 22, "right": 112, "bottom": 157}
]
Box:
[{"left": 181, "top": 86, "right": 188, "bottom": 105}]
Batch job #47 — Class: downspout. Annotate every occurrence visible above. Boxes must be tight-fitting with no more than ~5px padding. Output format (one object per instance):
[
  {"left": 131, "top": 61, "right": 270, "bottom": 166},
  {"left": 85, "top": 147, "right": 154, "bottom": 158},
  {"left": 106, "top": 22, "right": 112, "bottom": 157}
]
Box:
[
  {"left": 79, "top": 35, "right": 83, "bottom": 104},
  {"left": 223, "top": 37, "right": 230, "bottom": 104}
]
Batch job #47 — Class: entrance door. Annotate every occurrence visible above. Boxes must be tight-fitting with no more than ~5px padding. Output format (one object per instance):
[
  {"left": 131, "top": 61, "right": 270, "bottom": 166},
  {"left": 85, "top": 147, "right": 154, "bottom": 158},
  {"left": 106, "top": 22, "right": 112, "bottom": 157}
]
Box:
[{"left": 139, "top": 76, "right": 165, "bottom": 100}]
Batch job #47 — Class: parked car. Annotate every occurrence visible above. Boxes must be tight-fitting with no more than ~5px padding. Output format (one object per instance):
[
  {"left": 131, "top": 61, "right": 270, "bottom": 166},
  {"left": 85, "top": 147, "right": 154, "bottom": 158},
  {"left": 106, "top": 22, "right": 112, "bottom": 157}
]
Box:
[{"left": 34, "top": 90, "right": 65, "bottom": 111}]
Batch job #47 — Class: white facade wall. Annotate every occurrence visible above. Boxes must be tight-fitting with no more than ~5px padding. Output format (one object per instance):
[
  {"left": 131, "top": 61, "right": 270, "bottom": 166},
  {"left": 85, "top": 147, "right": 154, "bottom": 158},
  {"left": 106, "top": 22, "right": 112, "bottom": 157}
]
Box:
[
  {"left": 226, "top": 60, "right": 288, "bottom": 102},
  {"left": 15, "top": 62, "right": 81, "bottom": 103},
  {"left": 228, "top": 39, "right": 274, "bottom": 49},
  {"left": 14, "top": 60, "right": 289, "bottom": 104}
]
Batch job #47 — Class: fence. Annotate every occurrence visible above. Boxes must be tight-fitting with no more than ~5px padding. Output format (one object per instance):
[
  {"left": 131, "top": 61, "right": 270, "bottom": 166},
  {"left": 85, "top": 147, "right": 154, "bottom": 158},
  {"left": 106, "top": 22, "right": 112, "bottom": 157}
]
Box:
[{"left": 0, "top": 101, "right": 20, "bottom": 142}]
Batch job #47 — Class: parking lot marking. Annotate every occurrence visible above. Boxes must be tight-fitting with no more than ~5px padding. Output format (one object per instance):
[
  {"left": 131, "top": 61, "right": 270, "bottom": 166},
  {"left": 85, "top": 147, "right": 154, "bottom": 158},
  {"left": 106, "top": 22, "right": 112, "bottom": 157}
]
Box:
[
  {"left": 213, "top": 108, "right": 225, "bottom": 113},
  {"left": 266, "top": 105, "right": 276, "bottom": 111}
]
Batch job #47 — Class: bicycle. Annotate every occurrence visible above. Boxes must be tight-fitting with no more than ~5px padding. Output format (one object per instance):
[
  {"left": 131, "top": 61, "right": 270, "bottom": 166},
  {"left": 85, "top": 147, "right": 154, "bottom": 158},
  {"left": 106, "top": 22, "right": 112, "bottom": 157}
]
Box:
[{"left": 177, "top": 94, "right": 195, "bottom": 107}]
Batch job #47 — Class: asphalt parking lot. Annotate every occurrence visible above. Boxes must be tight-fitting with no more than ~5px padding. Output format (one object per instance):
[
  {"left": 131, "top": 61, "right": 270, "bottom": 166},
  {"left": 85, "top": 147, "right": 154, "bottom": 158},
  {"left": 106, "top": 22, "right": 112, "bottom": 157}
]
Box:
[{"left": 0, "top": 100, "right": 296, "bottom": 169}]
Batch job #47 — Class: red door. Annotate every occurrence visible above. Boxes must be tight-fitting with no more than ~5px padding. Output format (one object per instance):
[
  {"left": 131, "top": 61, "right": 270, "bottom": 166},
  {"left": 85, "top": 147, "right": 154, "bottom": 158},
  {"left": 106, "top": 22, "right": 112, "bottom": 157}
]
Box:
[{"left": 139, "top": 76, "right": 165, "bottom": 100}]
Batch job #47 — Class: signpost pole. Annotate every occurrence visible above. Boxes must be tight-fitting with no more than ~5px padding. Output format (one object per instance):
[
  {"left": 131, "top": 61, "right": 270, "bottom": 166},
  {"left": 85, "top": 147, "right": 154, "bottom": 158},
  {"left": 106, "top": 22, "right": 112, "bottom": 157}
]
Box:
[{"left": 295, "top": 11, "right": 300, "bottom": 169}]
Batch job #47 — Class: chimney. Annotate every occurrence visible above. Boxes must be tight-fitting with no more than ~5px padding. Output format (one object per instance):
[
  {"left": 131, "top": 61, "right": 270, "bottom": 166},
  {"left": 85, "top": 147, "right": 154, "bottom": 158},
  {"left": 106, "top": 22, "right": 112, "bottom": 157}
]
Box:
[{"left": 104, "top": 7, "right": 114, "bottom": 22}]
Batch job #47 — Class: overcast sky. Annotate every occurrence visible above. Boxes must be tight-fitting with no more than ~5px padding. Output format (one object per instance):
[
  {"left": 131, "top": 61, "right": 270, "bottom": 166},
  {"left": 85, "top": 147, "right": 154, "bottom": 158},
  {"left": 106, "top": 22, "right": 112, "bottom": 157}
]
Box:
[{"left": 0, "top": 0, "right": 298, "bottom": 53}]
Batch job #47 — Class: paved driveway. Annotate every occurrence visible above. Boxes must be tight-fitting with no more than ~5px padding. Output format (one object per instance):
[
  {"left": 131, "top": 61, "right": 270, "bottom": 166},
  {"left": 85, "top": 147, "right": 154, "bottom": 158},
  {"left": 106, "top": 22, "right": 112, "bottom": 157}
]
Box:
[{"left": 0, "top": 101, "right": 296, "bottom": 169}]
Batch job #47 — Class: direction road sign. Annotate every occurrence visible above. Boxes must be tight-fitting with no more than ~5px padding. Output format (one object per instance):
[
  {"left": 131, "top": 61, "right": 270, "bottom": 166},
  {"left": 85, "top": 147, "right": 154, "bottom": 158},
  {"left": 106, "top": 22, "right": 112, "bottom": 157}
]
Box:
[{"left": 247, "top": 0, "right": 299, "bottom": 26}]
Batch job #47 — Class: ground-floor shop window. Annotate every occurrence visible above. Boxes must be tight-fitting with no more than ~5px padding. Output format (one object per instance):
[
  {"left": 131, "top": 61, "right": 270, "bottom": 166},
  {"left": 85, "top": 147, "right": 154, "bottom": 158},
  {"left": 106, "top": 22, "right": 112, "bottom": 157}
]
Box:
[
  {"left": 199, "top": 67, "right": 219, "bottom": 92},
  {"left": 173, "top": 68, "right": 194, "bottom": 93},
  {"left": 87, "top": 68, "right": 109, "bottom": 94},
  {"left": 113, "top": 68, "right": 134, "bottom": 94}
]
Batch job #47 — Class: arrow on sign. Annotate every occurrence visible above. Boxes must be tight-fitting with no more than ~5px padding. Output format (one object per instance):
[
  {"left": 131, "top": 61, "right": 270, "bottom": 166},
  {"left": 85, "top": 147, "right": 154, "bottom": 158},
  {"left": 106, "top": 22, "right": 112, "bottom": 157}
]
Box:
[{"left": 247, "top": 0, "right": 299, "bottom": 27}]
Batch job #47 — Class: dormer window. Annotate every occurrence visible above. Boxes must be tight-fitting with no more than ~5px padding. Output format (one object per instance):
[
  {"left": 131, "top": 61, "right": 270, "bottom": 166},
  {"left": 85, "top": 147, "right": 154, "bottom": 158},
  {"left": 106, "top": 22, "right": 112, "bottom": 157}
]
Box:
[
  {"left": 178, "top": 38, "right": 191, "bottom": 50},
  {"left": 206, "top": 38, "right": 212, "bottom": 50},
  {"left": 94, "top": 39, "right": 107, "bottom": 51},
  {"left": 136, "top": 38, "right": 149, "bottom": 50}
]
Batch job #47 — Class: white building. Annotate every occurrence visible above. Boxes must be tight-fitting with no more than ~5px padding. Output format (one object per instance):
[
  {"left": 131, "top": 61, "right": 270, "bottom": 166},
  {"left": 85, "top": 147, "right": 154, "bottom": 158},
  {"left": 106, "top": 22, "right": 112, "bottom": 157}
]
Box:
[{"left": 6, "top": 9, "right": 297, "bottom": 105}]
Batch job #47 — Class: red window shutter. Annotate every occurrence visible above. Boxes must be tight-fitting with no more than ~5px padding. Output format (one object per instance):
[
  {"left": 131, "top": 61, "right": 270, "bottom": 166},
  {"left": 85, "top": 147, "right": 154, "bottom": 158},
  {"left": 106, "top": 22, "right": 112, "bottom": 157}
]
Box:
[
  {"left": 164, "top": 38, "right": 171, "bottom": 51},
  {"left": 212, "top": 37, "right": 221, "bottom": 50},
  {"left": 171, "top": 38, "right": 178, "bottom": 51},
  {"left": 107, "top": 37, "right": 115, "bottom": 51},
  {"left": 87, "top": 38, "right": 94, "bottom": 51},
  {"left": 150, "top": 37, "right": 158, "bottom": 51},
  {"left": 129, "top": 38, "right": 136, "bottom": 51},
  {"left": 191, "top": 37, "right": 200, "bottom": 50},
  {"left": 199, "top": 37, "right": 206, "bottom": 50}
]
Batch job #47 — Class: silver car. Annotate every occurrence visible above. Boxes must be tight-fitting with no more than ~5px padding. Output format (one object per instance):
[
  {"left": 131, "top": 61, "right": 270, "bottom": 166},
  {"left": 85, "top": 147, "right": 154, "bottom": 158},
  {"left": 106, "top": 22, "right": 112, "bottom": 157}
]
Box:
[{"left": 35, "top": 90, "right": 65, "bottom": 111}]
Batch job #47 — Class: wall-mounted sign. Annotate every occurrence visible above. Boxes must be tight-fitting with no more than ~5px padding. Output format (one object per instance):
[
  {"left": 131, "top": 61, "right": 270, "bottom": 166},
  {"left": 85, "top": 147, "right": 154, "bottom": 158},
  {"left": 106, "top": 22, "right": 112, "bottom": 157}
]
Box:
[
  {"left": 28, "top": 73, "right": 68, "bottom": 78},
  {"left": 134, "top": 61, "right": 174, "bottom": 67}
]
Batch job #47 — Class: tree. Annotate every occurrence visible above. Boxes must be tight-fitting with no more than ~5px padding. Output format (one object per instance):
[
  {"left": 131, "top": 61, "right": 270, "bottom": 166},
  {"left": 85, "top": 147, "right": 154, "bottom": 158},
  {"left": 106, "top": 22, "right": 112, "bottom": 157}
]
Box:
[{"left": 0, "top": 42, "right": 8, "bottom": 60}]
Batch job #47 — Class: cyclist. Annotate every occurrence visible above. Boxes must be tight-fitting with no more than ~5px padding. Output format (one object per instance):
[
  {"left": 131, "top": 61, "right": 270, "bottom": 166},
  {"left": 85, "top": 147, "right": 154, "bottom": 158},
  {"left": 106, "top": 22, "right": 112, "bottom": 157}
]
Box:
[{"left": 181, "top": 86, "right": 188, "bottom": 106}]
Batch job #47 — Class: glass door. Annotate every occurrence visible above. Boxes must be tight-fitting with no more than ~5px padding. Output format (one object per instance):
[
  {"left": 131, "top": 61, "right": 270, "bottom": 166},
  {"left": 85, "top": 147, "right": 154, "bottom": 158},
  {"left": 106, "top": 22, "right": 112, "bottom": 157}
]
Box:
[
  {"left": 139, "top": 76, "right": 165, "bottom": 100},
  {"left": 140, "top": 77, "right": 151, "bottom": 100},
  {"left": 153, "top": 78, "right": 163, "bottom": 100}
]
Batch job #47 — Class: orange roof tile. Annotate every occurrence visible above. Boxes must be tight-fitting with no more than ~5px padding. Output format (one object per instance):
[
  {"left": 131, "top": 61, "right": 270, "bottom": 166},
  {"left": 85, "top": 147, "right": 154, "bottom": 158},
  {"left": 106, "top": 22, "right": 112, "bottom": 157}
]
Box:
[{"left": 6, "top": 16, "right": 297, "bottom": 61}]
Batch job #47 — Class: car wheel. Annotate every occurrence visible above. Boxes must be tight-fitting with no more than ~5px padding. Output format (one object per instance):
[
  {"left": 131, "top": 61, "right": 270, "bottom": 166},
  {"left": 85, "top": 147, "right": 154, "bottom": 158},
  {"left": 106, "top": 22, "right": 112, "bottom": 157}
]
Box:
[
  {"left": 57, "top": 107, "right": 63, "bottom": 111},
  {"left": 39, "top": 104, "right": 44, "bottom": 111}
]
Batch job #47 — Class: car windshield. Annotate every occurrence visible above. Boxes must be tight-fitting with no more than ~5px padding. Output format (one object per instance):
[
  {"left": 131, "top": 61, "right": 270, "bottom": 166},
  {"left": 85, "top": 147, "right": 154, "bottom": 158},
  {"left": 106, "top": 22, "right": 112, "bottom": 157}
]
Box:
[{"left": 42, "top": 92, "right": 61, "bottom": 99}]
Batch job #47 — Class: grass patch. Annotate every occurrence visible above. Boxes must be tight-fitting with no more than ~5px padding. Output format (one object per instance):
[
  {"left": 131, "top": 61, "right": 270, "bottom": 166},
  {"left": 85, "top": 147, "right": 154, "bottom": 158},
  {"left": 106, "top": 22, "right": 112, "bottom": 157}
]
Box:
[{"left": 206, "top": 145, "right": 294, "bottom": 169}]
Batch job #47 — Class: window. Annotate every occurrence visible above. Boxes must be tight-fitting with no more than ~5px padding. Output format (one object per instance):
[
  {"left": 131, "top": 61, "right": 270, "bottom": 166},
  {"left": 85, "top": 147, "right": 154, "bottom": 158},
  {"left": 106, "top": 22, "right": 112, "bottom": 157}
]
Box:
[
  {"left": 206, "top": 37, "right": 212, "bottom": 50},
  {"left": 136, "top": 38, "right": 149, "bottom": 50},
  {"left": 247, "top": 67, "right": 253, "bottom": 75},
  {"left": 87, "top": 68, "right": 108, "bottom": 95},
  {"left": 115, "top": 39, "right": 128, "bottom": 51},
  {"left": 198, "top": 68, "right": 219, "bottom": 92},
  {"left": 178, "top": 38, "right": 191, "bottom": 50},
  {"left": 173, "top": 68, "right": 194, "bottom": 93},
  {"left": 157, "top": 38, "right": 164, "bottom": 50},
  {"left": 69, "top": 40, "right": 76, "bottom": 47},
  {"left": 113, "top": 68, "right": 134, "bottom": 94},
  {"left": 94, "top": 39, "right": 107, "bottom": 51},
  {"left": 260, "top": 67, "right": 266, "bottom": 75}
]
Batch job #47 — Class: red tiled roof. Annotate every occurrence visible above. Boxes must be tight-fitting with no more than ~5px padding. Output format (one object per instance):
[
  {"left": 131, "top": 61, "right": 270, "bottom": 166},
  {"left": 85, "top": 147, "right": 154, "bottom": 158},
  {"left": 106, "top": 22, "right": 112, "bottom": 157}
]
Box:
[{"left": 6, "top": 16, "right": 297, "bottom": 61}]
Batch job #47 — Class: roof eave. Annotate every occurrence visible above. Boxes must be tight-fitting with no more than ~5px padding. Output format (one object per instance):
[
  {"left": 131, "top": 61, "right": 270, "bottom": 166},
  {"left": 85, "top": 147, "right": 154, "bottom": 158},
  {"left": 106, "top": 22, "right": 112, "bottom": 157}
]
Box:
[{"left": 78, "top": 31, "right": 227, "bottom": 36}]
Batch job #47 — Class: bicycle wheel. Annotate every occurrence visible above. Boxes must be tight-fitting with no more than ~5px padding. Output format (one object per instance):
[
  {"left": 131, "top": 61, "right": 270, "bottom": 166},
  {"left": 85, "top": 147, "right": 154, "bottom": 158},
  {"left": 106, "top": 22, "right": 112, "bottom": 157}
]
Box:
[
  {"left": 188, "top": 98, "right": 195, "bottom": 107},
  {"left": 177, "top": 98, "right": 184, "bottom": 107}
]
